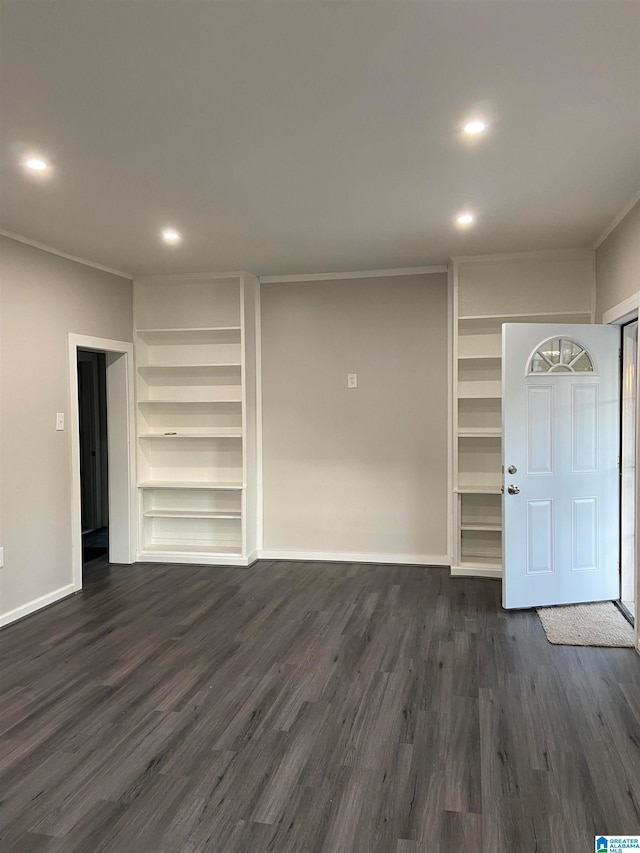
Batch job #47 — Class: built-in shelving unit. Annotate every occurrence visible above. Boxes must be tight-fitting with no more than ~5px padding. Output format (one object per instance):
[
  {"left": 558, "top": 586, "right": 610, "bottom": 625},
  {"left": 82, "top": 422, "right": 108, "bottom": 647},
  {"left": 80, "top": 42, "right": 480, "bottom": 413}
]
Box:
[
  {"left": 134, "top": 274, "right": 259, "bottom": 566},
  {"left": 450, "top": 253, "right": 596, "bottom": 579}
]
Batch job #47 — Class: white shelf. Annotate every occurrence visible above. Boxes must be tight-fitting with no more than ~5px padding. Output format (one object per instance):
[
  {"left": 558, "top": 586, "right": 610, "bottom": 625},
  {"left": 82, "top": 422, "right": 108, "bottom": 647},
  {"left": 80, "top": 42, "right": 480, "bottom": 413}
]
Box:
[
  {"left": 457, "top": 336, "right": 502, "bottom": 360},
  {"left": 458, "top": 399, "right": 501, "bottom": 434},
  {"left": 138, "top": 363, "right": 242, "bottom": 371},
  {"left": 456, "top": 484, "right": 503, "bottom": 495},
  {"left": 457, "top": 557, "right": 503, "bottom": 570},
  {"left": 138, "top": 392, "right": 242, "bottom": 404},
  {"left": 143, "top": 509, "right": 242, "bottom": 519},
  {"left": 453, "top": 257, "right": 594, "bottom": 578},
  {"left": 457, "top": 380, "right": 502, "bottom": 399},
  {"left": 459, "top": 492, "right": 502, "bottom": 533},
  {"left": 134, "top": 275, "right": 259, "bottom": 563},
  {"left": 461, "top": 528, "right": 502, "bottom": 559},
  {"left": 136, "top": 326, "right": 241, "bottom": 335},
  {"left": 138, "top": 396, "right": 242, "bottom": 406},
  {"left": 139, "top": 480, "right": 244, "bottom": 490},
  {"left": 138, "top": 430, "right": 243, "bottom": 439},
  {"left": 140, "top": 543, "right": 243, "bottom": 556},
  {"left": 458, "top": 352, "right": 502, "bottom": 362},
  {"left": 137, "top": 403, "right": 241, "bottom": 435}
]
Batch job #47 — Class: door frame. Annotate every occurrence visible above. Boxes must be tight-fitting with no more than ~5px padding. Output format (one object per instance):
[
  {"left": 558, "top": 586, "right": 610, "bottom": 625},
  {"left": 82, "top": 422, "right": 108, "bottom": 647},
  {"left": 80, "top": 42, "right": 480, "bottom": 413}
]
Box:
[
  {"left": 603, "top": 292, "right": 640, "bottom": 654},
  {"left": 68, "top": 334, "right": 136, "bottom": 591}
]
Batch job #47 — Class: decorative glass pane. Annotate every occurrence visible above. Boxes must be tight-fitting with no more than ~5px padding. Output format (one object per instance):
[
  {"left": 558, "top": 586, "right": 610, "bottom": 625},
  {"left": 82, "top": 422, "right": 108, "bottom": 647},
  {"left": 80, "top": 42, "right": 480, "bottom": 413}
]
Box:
[
  {"left": 562, "top": 340, "right": 583, "bottom": 364},
  {"left": 528, "top": 338, "right": 594, "bottom": 375},
  {"left": 572, "top": 352, "right": 594, "bottom": 372},
  {"left": 540, "top": 339, "right": 561, "bottom": 364},
  {"left": 531, "top": 353, "right": 550, "bottom": 373}
]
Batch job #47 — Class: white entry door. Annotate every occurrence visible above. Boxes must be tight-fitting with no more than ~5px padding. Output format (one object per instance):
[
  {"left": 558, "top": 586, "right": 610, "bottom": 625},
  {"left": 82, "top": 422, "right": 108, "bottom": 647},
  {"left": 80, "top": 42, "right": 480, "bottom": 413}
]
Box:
[{"left": 502, "top": 324, "right": 620, "bottom": 609}]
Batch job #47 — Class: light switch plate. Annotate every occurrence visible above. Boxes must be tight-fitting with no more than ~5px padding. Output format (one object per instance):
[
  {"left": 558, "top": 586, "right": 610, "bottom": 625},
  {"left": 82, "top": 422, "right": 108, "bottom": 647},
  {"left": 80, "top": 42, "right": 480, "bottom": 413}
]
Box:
[
  {"left": 56, "top": 412, "right": 65, "bottom": 431},
  {"left": 0, "top": 547, "right": 4, "bottom": 568},
  {"left": 347, "top": 373, "right": 358, "bottom": 389}
]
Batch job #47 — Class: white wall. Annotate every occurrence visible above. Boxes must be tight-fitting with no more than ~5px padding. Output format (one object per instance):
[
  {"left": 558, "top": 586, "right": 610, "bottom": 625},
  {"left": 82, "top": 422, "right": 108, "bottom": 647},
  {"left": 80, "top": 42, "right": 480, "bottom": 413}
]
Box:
[
  {"left": 596, "top": 199, "right": 640, "bottom": 320},
  {"left": 0, "top": 236, "right": 133, "bottom": 624},
  {"left": 260, "top": 273, "right": 448, "bottom": 562}
]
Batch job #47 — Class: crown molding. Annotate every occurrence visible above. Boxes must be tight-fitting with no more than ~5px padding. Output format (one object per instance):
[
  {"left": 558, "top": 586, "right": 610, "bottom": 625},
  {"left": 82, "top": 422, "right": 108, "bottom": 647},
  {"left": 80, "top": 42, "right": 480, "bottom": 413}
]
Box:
[
  {"left": 259, "top": 265, "right": 447, "bottom": 283},
  {"left": 450, "top": 248, "right": 593, "bottom": 264},
  {"left": 0, "top": 229, "right": 132, "bottom": 280},
  {"left": 134, "top": 271, "right": 251, "bottom": 283},
  {"left": 593, "top": 191, "right": 640, "bottom": 250}
]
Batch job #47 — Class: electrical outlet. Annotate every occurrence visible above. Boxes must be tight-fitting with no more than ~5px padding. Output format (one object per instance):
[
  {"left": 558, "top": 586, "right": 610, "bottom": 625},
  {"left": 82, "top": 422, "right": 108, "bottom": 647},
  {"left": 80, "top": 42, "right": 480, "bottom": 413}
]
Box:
[
  {"left": 0, "top": 547, "right": 4, "bottom": 568},
  {"left": 56, "top": 412, "right": 65, "bottom": 431},
  {"left": 347, "top": 373, "right": 358, "bottom": 389}
]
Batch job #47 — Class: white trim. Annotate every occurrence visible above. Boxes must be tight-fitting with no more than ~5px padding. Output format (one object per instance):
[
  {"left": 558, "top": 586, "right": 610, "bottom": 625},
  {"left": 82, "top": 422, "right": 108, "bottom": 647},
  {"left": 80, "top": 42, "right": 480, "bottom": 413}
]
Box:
[
  {"left": 603, "top": 292, "right": 640, "bottom": 326},
  {"left": 0, "top": 585, "right": 75, "bottom": 629},
  {"left": 590, "top": 250, "right": 597, "bottom": 324},
  {"left": 240, "top": 280, "right": 248, "bottom": 554},
  {"left": 137, "top": 550, "right": 256, "bottom": 567},
  {"left": 255, "top": 282, "right": 264, "bottom": 552},
  {"left": 0, "top": 229, "right": 132, "bottom": 280},
  {"left": 257, "top": 549, "right": 450, "bottom": 567},
  {"left": 450, "top": 566, "right": 502, "bottom": 580},
  {"left": 447, "top": 263, "right": 455, "bottom": 571},
  {"left": 259, "top": 266, "right": 447, "bottom": 284},
  {"left": 450, "top": 248, "right": 593, "bottom": 264},
  {"left": 594, "top": 192, "right": 640, "bottom": 250},
  {"left": 604, "top": 297, "right": 640, "bottom": 656},
  {"left": 135, "top": 271, "right": 251, "bottom": 283},
  {"left": 69, "top": 334, "right": 136, "bottom": 592},
  {"left": 457, "top": 310, "right": 592, "bottom": 322}
]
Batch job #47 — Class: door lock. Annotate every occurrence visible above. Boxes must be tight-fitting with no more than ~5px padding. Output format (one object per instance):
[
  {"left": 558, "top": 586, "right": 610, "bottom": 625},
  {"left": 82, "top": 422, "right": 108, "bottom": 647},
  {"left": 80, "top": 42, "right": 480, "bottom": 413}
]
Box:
[
  {"left": 507, "top": 484, "right": 520, "bottom": 495},
  {"left": 508, "top": 464, "right": 517, "bottom": 474}
]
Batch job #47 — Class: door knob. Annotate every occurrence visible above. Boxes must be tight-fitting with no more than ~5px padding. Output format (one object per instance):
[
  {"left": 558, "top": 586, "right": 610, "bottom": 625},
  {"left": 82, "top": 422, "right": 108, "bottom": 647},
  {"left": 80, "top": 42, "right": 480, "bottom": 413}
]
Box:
[
  {"left": 507, "top": 484, "right": 520, "bottom": 495},
  {"left": 508, "top": 464, "right": 517, "bottom": 474}
]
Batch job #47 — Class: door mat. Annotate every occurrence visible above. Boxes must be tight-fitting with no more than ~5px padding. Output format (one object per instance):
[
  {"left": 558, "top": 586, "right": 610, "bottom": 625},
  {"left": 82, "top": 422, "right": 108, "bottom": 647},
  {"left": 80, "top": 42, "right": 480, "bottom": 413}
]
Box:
[{"left": 536, "top": 602, "right": 634, "bottom": 647}]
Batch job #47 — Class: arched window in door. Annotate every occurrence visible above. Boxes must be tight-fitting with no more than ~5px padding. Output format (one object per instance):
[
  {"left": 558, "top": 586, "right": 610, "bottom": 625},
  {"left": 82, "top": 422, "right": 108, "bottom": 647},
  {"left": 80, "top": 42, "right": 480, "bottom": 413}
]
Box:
[{"left": 528, "top": 337, "right": 595, "bottom": 375}]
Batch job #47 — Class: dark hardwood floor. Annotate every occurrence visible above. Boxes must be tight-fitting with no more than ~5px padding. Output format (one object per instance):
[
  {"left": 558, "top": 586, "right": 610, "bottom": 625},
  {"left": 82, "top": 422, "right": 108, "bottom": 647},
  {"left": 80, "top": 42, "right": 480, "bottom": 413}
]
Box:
[{"left": 1, "top": 560, "right": 639, "bottom": 852}]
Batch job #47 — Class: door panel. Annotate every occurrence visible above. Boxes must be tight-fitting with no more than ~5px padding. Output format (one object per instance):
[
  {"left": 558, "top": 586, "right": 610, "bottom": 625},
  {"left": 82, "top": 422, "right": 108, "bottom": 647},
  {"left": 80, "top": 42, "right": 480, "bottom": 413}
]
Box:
[
  {"left": 526, "top": 385, "right": 553, "bottom": 473},
  {"left": 503, "top": 323, "right": 620, "bottom": 609},
  {"left": 572, "top": 385, "right": 598, "bottom": 472},
  {"left": 572, "top": 497, "right": 598, "bottom": 570},
  {"left": 527, "top": 500, "right": 554, "bottom": 574}
]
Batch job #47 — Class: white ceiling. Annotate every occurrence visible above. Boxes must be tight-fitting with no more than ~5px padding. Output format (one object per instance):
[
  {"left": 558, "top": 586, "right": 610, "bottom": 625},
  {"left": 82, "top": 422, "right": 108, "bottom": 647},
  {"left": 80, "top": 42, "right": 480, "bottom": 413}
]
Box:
[{"left": 1, "top": 0, "right": 639, "bottom": 277}]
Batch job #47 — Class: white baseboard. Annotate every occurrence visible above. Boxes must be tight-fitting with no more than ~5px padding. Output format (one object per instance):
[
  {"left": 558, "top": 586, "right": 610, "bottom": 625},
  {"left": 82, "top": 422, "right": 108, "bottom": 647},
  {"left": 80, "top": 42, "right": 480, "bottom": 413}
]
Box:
[
  {"left": 0, "top": 584, "right": 76, "bottom": 629},
  {"left": 450, "top": 565, "right": 502, "bottom": 580},
  {"left": 137, "top": 550, "right": 256, "bottom": 567},
  {"left": 257, "top": 549, "right": 450, "bottom": 567}
]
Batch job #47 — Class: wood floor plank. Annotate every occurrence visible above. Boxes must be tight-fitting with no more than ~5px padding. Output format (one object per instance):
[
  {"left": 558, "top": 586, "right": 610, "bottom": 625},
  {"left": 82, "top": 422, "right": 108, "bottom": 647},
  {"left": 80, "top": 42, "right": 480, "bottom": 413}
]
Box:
[
  {"left": 0, "top": 560, "right": 638, "bottom": 852},
  {"left": 439, "top": 810, "right": 483, "bottom": 853}
]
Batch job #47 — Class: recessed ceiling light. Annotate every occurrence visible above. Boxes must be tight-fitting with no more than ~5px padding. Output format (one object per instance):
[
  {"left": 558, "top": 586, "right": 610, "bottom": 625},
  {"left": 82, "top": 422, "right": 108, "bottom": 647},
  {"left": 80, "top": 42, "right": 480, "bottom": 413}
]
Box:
[
  {"left": 463, "top": 120, "right": 487, "bottom": 135},
  {"left": 161, "top": 228, "right": 182, "bottom": 245},
  {"left": 23, "top": 156, "right": 50, "bottom": 172},
  {"left": 456, "top": 212, "right": 475, "bottom": 226}
]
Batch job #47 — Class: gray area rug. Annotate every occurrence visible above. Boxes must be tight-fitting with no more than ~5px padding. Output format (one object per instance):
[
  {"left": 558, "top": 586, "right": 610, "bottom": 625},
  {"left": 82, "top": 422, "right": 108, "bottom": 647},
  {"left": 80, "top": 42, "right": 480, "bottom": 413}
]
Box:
[{"left": 537, "top": 602, "right": 634, "bottom": 647}]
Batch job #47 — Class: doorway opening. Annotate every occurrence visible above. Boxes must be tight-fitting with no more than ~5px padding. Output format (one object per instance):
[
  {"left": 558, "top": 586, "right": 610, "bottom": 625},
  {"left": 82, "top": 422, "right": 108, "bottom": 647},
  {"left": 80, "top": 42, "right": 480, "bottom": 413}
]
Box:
[
  {"left": 78, "top": 350, "right": 109, "bottom": 572},
  {"left": 68, "top": 334, "right": 136, "bottom": 591},
  {"left": 620, "top": 320, "right": 637, "bottom": 624}
]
